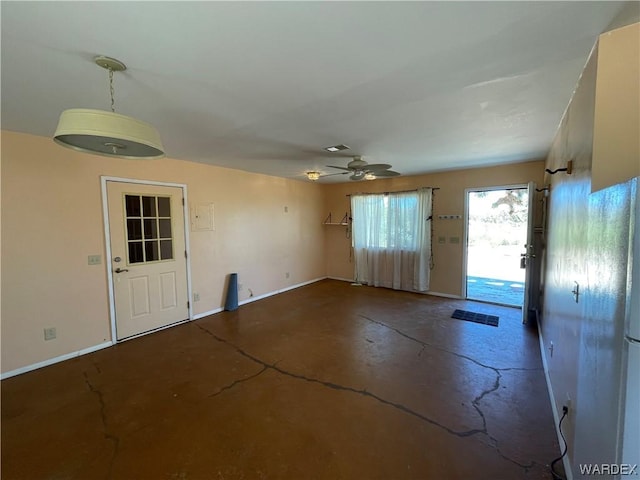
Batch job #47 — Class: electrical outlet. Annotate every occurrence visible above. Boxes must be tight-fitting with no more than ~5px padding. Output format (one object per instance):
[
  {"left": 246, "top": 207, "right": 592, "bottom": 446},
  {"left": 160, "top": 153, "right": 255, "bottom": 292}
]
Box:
[
  {"left": 44, "top": 327, "right": 57, "bottom": 341},
  {"left": 285, "top": 272, "right": 290, "bottom": 279},
  {"left": 565, "top": 393, "right": 572, "bottom": 412},
  {"left": 238, "top": 283, "right": 244, "bottom": 291},
  {"left": 549, "top": 341, "right": 554, "bottom": 357},
  {"left": 284, "top": 206, "right": 288, "bottom": 213},
  {"left": 193, "top": 292, "right": 200, "bottom": 302}
]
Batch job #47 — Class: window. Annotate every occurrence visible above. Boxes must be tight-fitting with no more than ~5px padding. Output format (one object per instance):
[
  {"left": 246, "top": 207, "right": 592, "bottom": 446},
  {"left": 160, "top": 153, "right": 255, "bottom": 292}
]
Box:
[
  {"left": 125, "top": 195, "right": 174, "bottom": 264},
  {"left": 351, "top": 188, "right": 432, "bottom": 291},
  {"left": 352, "top": 192, "right": 422, "bottom": 250}
]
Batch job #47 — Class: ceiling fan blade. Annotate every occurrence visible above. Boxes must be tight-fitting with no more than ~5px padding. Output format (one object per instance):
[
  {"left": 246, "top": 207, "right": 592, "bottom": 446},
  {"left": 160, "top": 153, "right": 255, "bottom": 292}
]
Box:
[
  {"left": 321, "top": 172, "right": 350, "bottom": 178},
  {"left": 364, "top": 163, "right": 392, "bottom": 171},
  {"left": 327, "top": 165, "right": 353, "bottom": 172},
  {"left": 373, "top": 170, "right": 400, "bottom": 177}
]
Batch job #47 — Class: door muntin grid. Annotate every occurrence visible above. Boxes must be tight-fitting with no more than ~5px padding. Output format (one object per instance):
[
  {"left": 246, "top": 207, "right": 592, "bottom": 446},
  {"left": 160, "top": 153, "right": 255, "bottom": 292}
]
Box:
[{"left": 124, "top": 195, "right": 174, "bottom": 265}]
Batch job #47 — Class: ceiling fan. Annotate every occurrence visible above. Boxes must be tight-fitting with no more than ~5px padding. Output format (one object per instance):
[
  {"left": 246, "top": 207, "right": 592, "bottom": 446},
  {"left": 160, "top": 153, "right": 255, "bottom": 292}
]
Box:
[{"left": 327, "top": 156, "right": 400, "bottom": 181}]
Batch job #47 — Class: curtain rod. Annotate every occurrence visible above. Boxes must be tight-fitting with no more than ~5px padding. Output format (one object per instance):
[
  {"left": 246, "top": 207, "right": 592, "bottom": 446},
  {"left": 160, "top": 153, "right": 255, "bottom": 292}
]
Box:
[{"left": 346, "top": 187, "right": 439, "bottom": 196}]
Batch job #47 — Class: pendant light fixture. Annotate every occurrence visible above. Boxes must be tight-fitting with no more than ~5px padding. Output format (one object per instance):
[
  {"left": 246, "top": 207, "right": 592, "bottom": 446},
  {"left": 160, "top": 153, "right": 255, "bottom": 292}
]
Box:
[{"left": 53, "top": 56, "right": 164, "bottom": 159}]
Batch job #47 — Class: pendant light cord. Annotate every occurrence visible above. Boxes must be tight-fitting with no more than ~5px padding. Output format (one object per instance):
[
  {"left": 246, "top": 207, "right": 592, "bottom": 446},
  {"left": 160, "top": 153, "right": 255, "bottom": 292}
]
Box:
[{"left": 108, "top": 68, "right": 116, "bottom": 113}]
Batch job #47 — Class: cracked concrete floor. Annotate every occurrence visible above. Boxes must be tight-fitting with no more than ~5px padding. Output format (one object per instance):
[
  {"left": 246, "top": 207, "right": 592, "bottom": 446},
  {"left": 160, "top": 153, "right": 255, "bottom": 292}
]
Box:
[{"left": 1, "top": 279, "right": 559, "bottom": 479}]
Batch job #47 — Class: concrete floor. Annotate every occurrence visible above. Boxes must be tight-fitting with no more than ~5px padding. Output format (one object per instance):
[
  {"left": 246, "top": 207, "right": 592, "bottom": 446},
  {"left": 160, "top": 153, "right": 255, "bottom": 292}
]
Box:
[{"left": 1, "top": 279, "right": 559, "bottom": 479}]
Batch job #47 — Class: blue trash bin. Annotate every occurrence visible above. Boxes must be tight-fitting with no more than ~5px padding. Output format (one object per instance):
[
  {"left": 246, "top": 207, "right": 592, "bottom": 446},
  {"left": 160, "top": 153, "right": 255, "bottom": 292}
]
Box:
[{"left": 225, "top": 273, "right": 239, "bottom": 311}]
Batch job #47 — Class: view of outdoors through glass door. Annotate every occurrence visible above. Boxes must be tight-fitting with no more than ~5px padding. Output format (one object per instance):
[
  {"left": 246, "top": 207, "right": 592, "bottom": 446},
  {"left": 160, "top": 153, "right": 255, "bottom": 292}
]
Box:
[{"left": 466, "top": 187, "right": 528, "bottom": 307}]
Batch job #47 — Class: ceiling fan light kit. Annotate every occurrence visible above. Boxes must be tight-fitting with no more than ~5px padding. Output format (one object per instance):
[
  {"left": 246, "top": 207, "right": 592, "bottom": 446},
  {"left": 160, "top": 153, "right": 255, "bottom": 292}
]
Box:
[
  {"left": 306, "top": 171, "right": 321, "bottom": 181},
  {"left": 53, "top": 55, "right": 165, "bottom": 159}
]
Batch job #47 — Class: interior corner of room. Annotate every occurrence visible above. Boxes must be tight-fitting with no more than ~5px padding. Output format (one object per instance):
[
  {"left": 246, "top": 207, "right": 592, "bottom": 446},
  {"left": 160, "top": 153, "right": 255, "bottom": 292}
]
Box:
[{"left": 1, "top": 3, "right": 639, "bottom": 479}]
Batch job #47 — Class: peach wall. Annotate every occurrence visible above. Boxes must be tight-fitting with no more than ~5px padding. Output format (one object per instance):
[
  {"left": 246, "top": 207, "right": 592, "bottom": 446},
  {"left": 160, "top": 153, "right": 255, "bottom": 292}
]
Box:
[
  {"left": 540, "top": 22, "right": 640, "bottom": 474},
  {"left": 1, "top": 131, "right": 325, "bottom": 374},
  {"left": 323, "top": 160, "right": 545, "bottom": 296}
]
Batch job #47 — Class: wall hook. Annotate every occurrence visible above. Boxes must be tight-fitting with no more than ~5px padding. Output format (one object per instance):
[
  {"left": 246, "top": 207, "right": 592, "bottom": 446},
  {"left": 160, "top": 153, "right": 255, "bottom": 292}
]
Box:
[{"left": 546, "top": 159, "right": 573, "bottom": 175}]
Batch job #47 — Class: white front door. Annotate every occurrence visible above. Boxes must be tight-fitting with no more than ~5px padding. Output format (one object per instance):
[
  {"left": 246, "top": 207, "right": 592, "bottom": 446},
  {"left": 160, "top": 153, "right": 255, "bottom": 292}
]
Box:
[{"left": 106, "top": 181, "right": 189, "bottom": 340}]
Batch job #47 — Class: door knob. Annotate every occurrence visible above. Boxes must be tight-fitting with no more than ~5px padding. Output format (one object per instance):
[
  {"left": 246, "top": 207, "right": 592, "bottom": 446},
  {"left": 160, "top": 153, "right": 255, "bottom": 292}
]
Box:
[{"left": 114, "top": 268, "right": 129, "bottom": 273}]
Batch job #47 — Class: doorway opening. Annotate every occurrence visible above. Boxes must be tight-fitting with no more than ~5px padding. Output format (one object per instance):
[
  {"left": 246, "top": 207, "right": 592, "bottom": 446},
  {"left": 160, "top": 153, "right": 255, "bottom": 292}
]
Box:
[{"left": 465, "top": 186, "right": 529, "bottom": 307}]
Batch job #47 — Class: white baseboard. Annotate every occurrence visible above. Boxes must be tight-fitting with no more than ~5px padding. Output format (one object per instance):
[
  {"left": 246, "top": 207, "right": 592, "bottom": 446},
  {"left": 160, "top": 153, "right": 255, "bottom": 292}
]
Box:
[
  {"left": 426, "top": 291, "right": 465, "bottom": 299},
  {"left": 191, "top": 277, "right": 328, "bottom": 317},
  {"left": 1, "top": 341, "right": 113, "bottom": 380},
  {"left": 327, "top": 276, "right": 355, "bottom": 283},
  {"left": 278, "top": 276, "right": 326, "bottom": 294},
  {"left": 192, "top": 307, "right": 224, "bottom": 320},
  {"left": 239, "top": 276, "right": 326, "bottom": 306},
  {"left": 325, "top": 281, "right": 464, "bottom": 300},
  {"left": 538, "top": 325, "right": 573, "bottom": 480}
]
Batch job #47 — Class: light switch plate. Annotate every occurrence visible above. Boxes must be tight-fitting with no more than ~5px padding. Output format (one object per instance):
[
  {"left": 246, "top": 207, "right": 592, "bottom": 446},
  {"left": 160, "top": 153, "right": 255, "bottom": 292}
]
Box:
[{"left": 88, "top": 255, "right": 102, "bottom": 265}]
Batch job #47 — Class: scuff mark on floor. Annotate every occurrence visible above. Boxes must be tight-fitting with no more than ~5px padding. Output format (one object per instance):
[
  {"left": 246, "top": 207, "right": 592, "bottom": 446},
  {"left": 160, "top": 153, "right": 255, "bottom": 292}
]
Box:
[{"left": 83, "top": 370, "right": 119, "bottom": 480}]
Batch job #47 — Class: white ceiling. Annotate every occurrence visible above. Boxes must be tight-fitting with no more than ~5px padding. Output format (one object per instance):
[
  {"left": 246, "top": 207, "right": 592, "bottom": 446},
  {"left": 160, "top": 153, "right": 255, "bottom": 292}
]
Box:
[{"left": 1, "top": 1, "right": 634, "bottom": 182}]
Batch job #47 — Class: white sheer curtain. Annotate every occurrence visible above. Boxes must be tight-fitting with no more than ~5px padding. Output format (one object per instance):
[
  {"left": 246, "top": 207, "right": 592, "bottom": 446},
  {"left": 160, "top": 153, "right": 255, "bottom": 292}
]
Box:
[{"left": 351, "top": 188, "right": 432, "bottom": 292}]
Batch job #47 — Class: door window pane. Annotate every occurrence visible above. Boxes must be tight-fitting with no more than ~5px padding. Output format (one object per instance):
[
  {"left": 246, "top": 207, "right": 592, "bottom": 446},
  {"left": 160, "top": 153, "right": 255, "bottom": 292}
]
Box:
[
  {"left": 159, "top": 219, "right": 172, "bottom": 238},
  {"left": 144, "top": 219, "right": 158, "bottom": 239},
  {"left": 145, "top": 241, "right": 160, "bottom": 262},
  {"left": 127, "top": 219, "right": 143, "bottom": 241},
  {"left": 128, "top": 242, "right": 144, "bottom": 263},
  {"left": 124, "top": 193, "right": 175, "bottom": 265},
  {"left": 160, "top": 240, "right": 173, "bottom": 260},
  {"left": 125, "top": 195, "right": 141, "bottom": 217},
  {"left": 158, "top": 197, "right": 171, "bottom": 217},
  {"left": 142, "top": 196, "right": 157, "bottom": 217}
]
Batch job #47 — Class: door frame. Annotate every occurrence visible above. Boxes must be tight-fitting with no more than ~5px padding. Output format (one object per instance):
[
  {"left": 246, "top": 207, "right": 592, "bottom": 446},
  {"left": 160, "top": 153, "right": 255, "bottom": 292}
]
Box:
[
  {"left": 100, "top": 176, "right": 193, "bottom": 343},
  {"left": 462, "top": 183, "right": 529, "bottom": 305}
]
